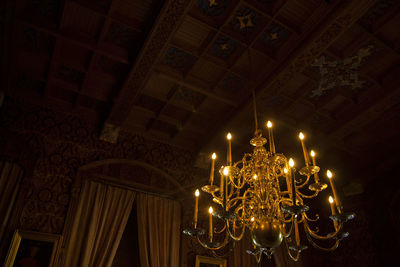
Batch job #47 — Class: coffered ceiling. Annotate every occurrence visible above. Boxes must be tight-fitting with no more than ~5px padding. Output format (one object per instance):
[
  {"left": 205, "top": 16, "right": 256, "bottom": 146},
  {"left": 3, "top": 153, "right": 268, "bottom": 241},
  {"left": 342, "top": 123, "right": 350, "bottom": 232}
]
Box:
[{"left": 1, "top": 0, "right": 400, "bottom": 181}]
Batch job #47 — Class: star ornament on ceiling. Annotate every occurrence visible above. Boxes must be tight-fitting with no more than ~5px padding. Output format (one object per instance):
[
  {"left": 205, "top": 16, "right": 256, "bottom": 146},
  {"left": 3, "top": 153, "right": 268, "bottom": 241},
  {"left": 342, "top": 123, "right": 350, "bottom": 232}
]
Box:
[
  {"left": 310, "top": 45, "right": 374, "bottom": 98},
  {"left": 237, "top": 14, "right": 255, "bottom": 29},
  {"left": 270, "top": 32, "right": 278, "bottom": 40},
  {"left": 208, "top": 0, "right": 218, "bottom": 8}
]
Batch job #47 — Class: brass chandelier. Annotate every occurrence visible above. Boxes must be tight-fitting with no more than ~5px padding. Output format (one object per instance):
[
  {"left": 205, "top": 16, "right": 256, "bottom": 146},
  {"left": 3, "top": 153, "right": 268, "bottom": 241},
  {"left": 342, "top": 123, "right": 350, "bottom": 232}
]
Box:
[{"left": 184, "top": 111, "right": 355, "bottom": 262}]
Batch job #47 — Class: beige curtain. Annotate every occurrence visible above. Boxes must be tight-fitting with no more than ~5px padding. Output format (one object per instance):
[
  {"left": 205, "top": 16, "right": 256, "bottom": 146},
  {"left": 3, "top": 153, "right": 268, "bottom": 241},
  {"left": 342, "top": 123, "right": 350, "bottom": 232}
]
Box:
[
  {"left": 137, "top": 193, "right": 181, "bottom": 267},
  {"left": 64, "top": 180, "right": 136, "bottom": 267},
  {"left": 0, "top": 161, "right": 23, "bottom": 241}
]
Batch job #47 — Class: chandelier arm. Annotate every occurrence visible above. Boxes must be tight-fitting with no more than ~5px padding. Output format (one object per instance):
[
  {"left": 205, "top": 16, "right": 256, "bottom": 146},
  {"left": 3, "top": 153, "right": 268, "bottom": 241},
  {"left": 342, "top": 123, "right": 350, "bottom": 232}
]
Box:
[
  {"left": 305, "top": 231, "right": 340, "bottom": 251},
  {"left": 296, "top": 215, "right": 306, "bottom": 224},
  {"left": 214, "top": 222, "right": 227, "bottom": 234},
  {"left": 226, "top": 220, "right": 246, "bottom": 241},
  {"left": 304, "top": 212, "right": 320, "bottom": 222},
  {"left": 281, "top": 217, "right": 294, "bottom": 238},
  {"left": 278, "top": 190, "right": 291, "bottom": 195},
  {"left": 285, "top": 240, "right": 301, "bottom": 261},
  {"left": 296, "top": 190, "right": 319, "bottom": 199},
  {"left": 196, "top": 231, "right": 231, "bottom": 250},
  {"left": 304, "top": 220, "right": 342, "bottom": 240},
  {"left": 296, "top": 175, "right": 312, "bottom": 189},
  {"left": 255, "top": 250, "right": 262, "bottom": 263},
  {"left": 228, "top": 166, "right": 246, "bottom": 189}
]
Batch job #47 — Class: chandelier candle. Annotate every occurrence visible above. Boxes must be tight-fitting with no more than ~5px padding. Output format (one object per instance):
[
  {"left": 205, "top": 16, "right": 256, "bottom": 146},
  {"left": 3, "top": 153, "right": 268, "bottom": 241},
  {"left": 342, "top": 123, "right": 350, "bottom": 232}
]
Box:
[
  {"left": 289, "top": 158, "right": 296, "bottom": 204},
  {"left": 194, "top": 189, "right": 200, "bottom": 229},
  {"left": 210, "top": 153, "right": 216, "bottom": 184},
  {"left": 227, "top": 133, "right": 232, "bottom": 165},
  {"left": 329, "top": 196, "right": 338, "bottom": 229},
  {"left": 298, "top": 133, "right": 310, "bottom": 167},
  {"left": 327, "top": 170, "right": 341, "bottom": 213},
  {"left": 267, "top": 121, "right": 275, "bottom": 153},
  {"left": 209, "top": 206, "right": 213, "bottom": 242},
  {"left": 310, "top": 150, "right": 320, "bottom": 183},
  {"left": 295, "top": 219, "right": 300, "bottom": 245}
]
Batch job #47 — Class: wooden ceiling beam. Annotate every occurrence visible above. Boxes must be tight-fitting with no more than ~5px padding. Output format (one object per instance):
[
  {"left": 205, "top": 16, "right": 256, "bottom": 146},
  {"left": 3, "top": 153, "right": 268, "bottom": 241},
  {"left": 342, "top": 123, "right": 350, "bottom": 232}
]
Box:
[
  {"left": 16, "top": 18, "right": 131, "bottom": 64},
  {"left": 69, "top": 0, "right": 142, "bottom": 31},
  {"left": 104, "top": 0, "right": 193, "bottom": 131},
  {"left": 154, "top": 71, "right": 238, "bottom": 107}
]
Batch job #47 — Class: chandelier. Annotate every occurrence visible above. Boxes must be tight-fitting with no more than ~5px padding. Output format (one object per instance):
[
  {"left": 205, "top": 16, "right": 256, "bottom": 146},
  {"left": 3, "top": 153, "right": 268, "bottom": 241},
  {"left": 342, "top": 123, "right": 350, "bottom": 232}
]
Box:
[{"left": 184, "top": 114, "right": 355, "bottom": 262}]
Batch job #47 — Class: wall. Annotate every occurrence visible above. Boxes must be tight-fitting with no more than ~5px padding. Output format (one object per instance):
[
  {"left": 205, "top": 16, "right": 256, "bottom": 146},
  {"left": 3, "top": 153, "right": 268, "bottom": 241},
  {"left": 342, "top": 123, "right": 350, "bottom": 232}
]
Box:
[{"left": 0, "top": 97, "right": 206, "bottom": 263}]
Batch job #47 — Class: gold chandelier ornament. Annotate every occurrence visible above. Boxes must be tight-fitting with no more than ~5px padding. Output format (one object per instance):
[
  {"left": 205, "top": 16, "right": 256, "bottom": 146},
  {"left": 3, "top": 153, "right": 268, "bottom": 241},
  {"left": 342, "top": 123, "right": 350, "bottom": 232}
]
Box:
[{"left": 184, "top": 122, "right": 355, "bottom": 262}]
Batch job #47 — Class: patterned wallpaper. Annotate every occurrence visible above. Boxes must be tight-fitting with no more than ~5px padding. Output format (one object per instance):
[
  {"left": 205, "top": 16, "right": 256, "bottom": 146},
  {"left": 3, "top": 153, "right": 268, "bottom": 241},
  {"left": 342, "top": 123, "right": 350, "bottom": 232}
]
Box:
[{"left": 0, "top": 97, "right": 205, "bottom": 235}]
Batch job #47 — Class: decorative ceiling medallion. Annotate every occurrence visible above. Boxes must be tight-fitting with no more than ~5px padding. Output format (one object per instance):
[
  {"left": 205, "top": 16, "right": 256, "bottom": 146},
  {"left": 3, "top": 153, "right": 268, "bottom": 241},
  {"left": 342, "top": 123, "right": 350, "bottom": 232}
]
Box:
[
  {"left": 210, "top": 35, "right": 238, "bottom": 59},
  {"left": 359, "top": 0, "right": 394, "bottom": 28},
  {"left": 259, "top": 24, "right": 289, "bottom": 48},
  {"left": 230, "top": 6, "right": 257, "bottom": 33},
  {"left": 164, "top": 47, "right": 195, "bottom": 74},
  {"left": 220, "top": 73, "right": 246, "bottom": 91},
  {"left": 197, "top": 0, "right": 228, "bottom": 16},
  {"left": 310, "top": 45, "right": 374, "bottom": 98}
]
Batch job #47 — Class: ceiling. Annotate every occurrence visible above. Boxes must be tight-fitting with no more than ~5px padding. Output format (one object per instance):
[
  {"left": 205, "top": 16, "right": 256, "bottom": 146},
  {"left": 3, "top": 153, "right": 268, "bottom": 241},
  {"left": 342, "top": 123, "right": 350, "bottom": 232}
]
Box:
[{"left": 1, "top": 0, "right": 400, "bottom": 184}]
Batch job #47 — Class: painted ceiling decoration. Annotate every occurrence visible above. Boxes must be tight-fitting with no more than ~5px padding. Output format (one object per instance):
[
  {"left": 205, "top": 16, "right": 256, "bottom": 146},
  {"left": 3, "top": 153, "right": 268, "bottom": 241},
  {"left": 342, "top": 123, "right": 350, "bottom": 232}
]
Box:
[
  {"left": 259, "top": 23, "right": 289, "bottom": 48},
  {"left": 197, "top": 0, "right": 228, "bottom": 16},
  {"left": 310, "top": 45, "right": 374, "bottom": 98},
  {"left": 210, "top": 35, "right": 238, "bottom": 59},
  {"left": 230, "top": 6, "right": 257, "bottom": 33}
]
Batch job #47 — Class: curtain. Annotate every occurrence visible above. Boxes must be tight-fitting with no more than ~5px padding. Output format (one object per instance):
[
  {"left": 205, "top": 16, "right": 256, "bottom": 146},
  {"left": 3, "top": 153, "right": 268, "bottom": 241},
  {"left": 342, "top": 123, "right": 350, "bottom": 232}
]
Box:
[
  {"left": 0, "top": 161, "right": 23, "bottom": 241},
  {"left": 137, "top": 193, "right": 181, "bottom": 267},
  {"left": 64, "top": 180, "right": 136, "bottom": 267}
]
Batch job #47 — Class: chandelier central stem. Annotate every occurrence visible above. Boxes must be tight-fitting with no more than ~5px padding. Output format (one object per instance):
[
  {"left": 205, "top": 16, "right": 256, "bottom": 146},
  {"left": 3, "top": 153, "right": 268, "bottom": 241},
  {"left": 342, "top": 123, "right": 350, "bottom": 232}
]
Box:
[{"left": 252, "top": 89, "right": 258, "bottom": 132}]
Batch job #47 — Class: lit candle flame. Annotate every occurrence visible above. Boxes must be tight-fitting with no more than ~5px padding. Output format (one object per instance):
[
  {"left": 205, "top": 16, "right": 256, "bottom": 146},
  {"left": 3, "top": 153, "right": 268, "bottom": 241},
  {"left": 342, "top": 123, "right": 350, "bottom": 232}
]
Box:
[
  {"left": 208, "top": 206, "right": 213, "bottom": 214},
  {"left": 310, "top": 150, "right": 315, "bottom": 157},
  {"left": 329, "top": 196, "right": 334, "bottom": 203},
  {"left": 299, "top": 132, "right": 305, "bottom": 140},
  {"left": 227, "top": 133, "right": 232, "bottom": 140},
  {"left": 327, "top": 170, "right": 333, "bottom": 179},
  {"left": 253, "top": 174, "right": 257, "bottom": 179},
  {"left": 223, "top": 167, "right": 229, "bottom": 176},
  {"left": 284, "top": 168, "right": 288, "bottom": 174},
  {"left": 212, "top": 153, "right": 216, "bottom": 159},
  {"left": 195, "top": 189, "right": 200, "bottom": 197},
  {"left": 267, "top": 121, "right": 273, "bottom": 128},
  {"left": 289, "top": 158, "right": 295, "bottom": 167},
  {"left": 251, "top": 217, "right": 255, "bottom": 222}
]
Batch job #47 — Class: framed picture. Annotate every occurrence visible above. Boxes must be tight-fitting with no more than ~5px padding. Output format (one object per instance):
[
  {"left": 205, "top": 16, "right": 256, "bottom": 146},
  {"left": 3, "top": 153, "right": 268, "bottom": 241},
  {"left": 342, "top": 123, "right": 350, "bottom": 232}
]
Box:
[
  {"left": 4, "top": 230, "right": 60, "bottom": 267},
  {"left": 195, "top": 255, "right": 227, "bottom": 267}
]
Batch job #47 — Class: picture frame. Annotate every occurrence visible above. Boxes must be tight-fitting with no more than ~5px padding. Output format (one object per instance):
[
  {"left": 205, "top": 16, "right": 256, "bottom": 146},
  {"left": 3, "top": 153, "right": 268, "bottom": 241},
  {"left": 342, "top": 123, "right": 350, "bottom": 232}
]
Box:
[
  {"left": 195, "top": 255, "right": 227, "bottom": 267},
  {"left": 4, "top": 230, "right": 60, "bottom": 267}
]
